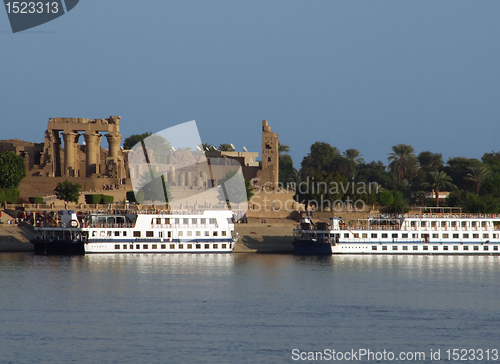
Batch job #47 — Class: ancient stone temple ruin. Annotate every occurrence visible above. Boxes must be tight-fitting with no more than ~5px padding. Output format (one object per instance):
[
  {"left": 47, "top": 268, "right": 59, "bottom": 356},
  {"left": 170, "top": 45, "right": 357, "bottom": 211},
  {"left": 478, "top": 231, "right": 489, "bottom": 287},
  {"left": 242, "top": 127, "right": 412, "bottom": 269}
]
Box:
[{"left": 40, "top": 116, "right": 125, "bottom": 179}]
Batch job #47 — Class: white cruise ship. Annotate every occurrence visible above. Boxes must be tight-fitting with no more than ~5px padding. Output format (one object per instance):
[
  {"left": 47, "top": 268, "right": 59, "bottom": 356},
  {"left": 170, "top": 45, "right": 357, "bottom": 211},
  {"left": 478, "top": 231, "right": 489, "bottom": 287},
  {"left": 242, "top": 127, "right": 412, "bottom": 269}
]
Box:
[
  {"left": 293, "top": 210, "right": 500, "bottom": 255},
  {"left": 32, "top": 209, "right": 238, "bottom": 255}
]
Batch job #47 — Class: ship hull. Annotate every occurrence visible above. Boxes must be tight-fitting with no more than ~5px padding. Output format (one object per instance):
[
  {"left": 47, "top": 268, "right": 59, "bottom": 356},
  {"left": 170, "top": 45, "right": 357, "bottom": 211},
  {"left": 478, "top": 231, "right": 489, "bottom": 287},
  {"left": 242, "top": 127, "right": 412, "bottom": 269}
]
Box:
[{"left": 292, "top": 240, "right": 332, "bottom": 255}]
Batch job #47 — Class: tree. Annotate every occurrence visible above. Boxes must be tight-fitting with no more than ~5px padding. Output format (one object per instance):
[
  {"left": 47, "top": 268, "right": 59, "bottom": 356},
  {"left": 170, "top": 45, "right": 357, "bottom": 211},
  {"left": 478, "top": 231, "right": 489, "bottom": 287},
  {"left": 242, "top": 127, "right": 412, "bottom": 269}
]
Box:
[
  {"left": 136, "top": 171, "right": 171, "bottom": 203},
  {"left": 417, "top": 151, "right": 443, "bottom": 173},
  {"left": 202, "top": 143, "right": 216, "bottom": 151},
  {"left": 465, "top": 166, "right": 490, "bottom": 194},
  {"left": 54, "top": 180, "right": 81, "bottom": 203},
  {"left": 343, "top": 149, "right": 365, "bottom": 165},
  {"left": 387, "top": 144, "right": 418, "bottom": 183},
  {"left": 443, "top": 157, "right": 482, "bottom": 191},
  {"left": 278, "top": 143, "right": 290, "bottom": 155},
  {"left": 300, "top": 142, "right": 340, "bottom": 177},
  {"left": 0, "top": 151, "right": 26, "bottom": 189},
  {"left": 421, "top": 171, "right": 455, "bottom": 207},
  {"left": 217, "top": 170, "right": 253, "bottom": 206},
  {"left": 122, "top": 132, "right": 152, "bottom": 150},
  {"left": 218, "top": 144, "right": 234, "bottom": 151}
]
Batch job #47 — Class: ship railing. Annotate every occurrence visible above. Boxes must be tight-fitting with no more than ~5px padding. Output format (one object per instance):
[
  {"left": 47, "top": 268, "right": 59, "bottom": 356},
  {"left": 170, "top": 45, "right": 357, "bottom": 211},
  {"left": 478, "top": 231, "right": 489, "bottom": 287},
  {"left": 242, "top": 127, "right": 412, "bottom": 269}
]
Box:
[
  {"left": 342, "top": 238, "right": 425, "bottom": 244},
  {"left": 82, "top": 223, "right": 135, "bottom": 229},
  {"left": 369, "top": 213, "right": 499, "bottom": 219}
]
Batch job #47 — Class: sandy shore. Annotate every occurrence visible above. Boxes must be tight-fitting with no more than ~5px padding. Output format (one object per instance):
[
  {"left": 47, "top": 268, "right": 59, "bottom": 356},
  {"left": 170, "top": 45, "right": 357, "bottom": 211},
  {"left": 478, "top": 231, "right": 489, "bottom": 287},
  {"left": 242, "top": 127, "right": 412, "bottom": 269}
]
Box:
[{"left": 0, "top": 225, "right": 34, "bottom": 252}]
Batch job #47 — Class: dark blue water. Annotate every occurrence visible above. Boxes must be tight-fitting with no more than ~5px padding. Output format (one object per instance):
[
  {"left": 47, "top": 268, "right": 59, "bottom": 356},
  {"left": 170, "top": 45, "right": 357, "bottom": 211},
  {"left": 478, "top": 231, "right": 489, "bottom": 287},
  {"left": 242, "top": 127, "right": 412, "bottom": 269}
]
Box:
[{"left": 1, "top": 253, "right": 499, "bottom": 364}]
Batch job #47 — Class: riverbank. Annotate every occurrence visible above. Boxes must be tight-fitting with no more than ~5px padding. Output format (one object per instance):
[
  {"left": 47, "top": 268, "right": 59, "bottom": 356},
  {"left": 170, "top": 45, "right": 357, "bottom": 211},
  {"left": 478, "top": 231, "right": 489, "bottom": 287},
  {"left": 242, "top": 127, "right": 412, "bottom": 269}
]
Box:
[{"left": 0, "top": 218, "right": 295, "bottom": 254}]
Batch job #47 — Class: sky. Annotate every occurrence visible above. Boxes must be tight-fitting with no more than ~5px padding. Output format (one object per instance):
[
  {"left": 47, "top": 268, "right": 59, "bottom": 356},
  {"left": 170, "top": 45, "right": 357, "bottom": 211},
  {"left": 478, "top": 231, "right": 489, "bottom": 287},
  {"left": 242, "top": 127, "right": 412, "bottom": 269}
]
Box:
[{"left": 1, "top": 0, "right": 499, "bottom": 169}]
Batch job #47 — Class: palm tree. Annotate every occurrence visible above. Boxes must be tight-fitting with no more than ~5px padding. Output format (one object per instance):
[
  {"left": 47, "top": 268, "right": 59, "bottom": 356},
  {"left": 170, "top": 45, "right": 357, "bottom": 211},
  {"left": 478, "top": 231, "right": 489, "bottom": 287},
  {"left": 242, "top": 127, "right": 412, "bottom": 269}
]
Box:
[
  {"left": 343, "top": 149, "right": 365, "bottom": 165},
  {"left": 388, "top": 144, "right": 418, "bottom": 183},
  {"left": 278, "top": 142, "right": 290, "bottom": 155},
  {"left": 465, "top": 166, "right": 490, "bottom": 194},
  {"left": 421, "top": 171, "right": 455, "bottom": 207},
  {"left": 202, "top": 143, "right": 216, "bottom": 151},
  {"left": 218, "top": 143, "right": 234, "bottom": 151}
]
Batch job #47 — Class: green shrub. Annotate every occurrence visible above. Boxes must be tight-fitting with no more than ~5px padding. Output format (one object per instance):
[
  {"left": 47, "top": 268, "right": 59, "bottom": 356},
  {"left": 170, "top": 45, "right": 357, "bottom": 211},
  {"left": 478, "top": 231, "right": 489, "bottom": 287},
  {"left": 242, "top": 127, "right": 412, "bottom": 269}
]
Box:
[
  {"left": 28, "top": 197, "right": 44, "bottom": 204},
  {"left": 0, "top": 188, "right": 20, "bottom": 204},
  {"left": 126, "top": 190, "right": 136, "bottom": 202},
  {"left": 101, "top": 195, "right": 114, "bottom": 203},
  {"left": 85, "top": 194, "right": 102, "bottom": 204}
]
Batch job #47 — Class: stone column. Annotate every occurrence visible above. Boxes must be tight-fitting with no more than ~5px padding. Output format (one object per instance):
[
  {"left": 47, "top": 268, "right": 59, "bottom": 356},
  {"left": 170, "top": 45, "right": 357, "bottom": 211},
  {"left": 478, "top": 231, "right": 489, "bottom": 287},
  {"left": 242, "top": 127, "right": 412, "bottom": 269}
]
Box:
[
  {"left": 84, "top": 132, "right": 102, "bottom": 177},
  {"left": 62, "top": 132, "right": 79, "bottom": 177},
  {"left": 105, "top": 132, "right": 122, "bottom": 160}
]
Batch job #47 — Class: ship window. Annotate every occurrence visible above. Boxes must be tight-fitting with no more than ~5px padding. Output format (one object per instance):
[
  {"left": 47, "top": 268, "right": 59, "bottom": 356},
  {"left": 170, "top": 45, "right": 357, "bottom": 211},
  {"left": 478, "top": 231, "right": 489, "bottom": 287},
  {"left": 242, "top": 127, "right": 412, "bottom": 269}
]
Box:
[
  {"left": 494, "top": 246, "right": 498, "bottom": 251},
  {"left": 136, "top": 244, "right": 140, "bottom": 249},
  {"left": 413, "top": 246, "right": 418, "bottom": 250},
  {"left": 92, "top": 231, "right": 97, "bottom": 237},
  {"left": 175, "top": 218, "right": 180, "bottom": 224},
  {"left": 204, "top": 244, "right": 209, "bottom": 249},
  {"left": 161, "top": 244, "right": 166, "bottom": 249},
  {"left": 443, "top": 234, "right": 449, "bottom": 239},
  {"left": 133, "top": 231, "right": 141, "bottom": 237},
  {"left": 100, "top": 231, "right": 105, "bottom": 237},
  {"left": 179, "top": 244, "right": 183, "bottom": 249},
  {"left": 178, "top": 231, "right": 183, "bottom": 236},
  {"left": 431, "top": 221, "right": 437, "bottom": 227},
  {"left": 371, "top": 233, "right": 377, "bottom": 238},
  {"left": 433, "top": 246, "right": 438, "bottom": 250},
  {"left": 123, "top": 244, "right": 127, "bottom": 249},
  {"left": 453, "top": 234, "right": 459, "bottom": 239},
  {"left": 146, "top": 231, "right": 153, "bottom": 237},
  {"left": 362, "top": 233, "right": 367, "bottom": 238},
  {"left": 159, "top": 232, "right": 163, "bottom": 238},
  {"left": 214, "top": 244, "right": 218, "bottom": 249},
  {"left": 463, "top": 234, "right": 469, "bottom": 239},
  {"left": 421, "top": 221, "right": 426, "bottom": 227},
  {"left": 107, "top": 231, "right": 112, "bottom": 237},
  {"left": 441, "top": 221, "right": 447, "bottom": 227},
  {"left": 372, "top": 246, "right": 377, "bottom": 250},
  {"left": 461, "top": 221, "right": 467, "bottom": 228},
  {"left": 222, "top": 231, "right": 227, "bottom": 237},
  {"left": 165, "top": 218, "right": 170, "bottom": 224},
  {"left": 201, "top": 218, "right": 206, "bottom": 224},
  {"left": 168, "top": 231, "right": 172, "bottom": 237},
  {"left": 474, "top": 246, "right": 479, "bottom": 251},
  {"left": 432, "top": 234, "right": 438, "bottom": 238},
  {"left": 205, "top": 231, "right": 210, "bottom": 236},
  {"left": 187, "top": 244, "right": 192, "bottom": 249},
  {"left": 411, "top": 221, "right": 417, "bottom": 227},
  {"left": 187, "top": 231, "right": 192, "bottom": 236},
  {"left": 196, "top": 231, "right": 201, "bottom": 236},
  {"left": 143, "top": 244, "right": 148, "bottom": 249},
  {"left": 170, "top": 244, "right": 175, "bottom": 249},
  {"left": 114, "top": 231, "right": 120, "bottom": 236},
  {"left": 402, "top": 233, "right": 408, "bottom": 238},
  {"left": 392, "top": 246, "right": 398, "bottom": 250},
  {"left": 403, "top": 246, "right": 408, "bottom": 250},
  {"left": 392, "top": 233, "right": 398, "bottom": 238},
  {"left": 114, "top": 245, "right": 120, "bottom": 249},
  {"left": 421, "top": 233, "right": 429, "bottom": 239},
  {"left": 222, "top": 244, "right": 227, "bottom": 249},
  {"left": 123, "top": 231, "right": 127, "bottom": 237},
  {"left": 473, "top": 234, "right": 479, "bottom": 239},
  {"left": 152, "top": 244, "right": 157, "bottom": 249},
  {"left": 453, "top": 246, "right": 458, "bottom": 250},
  {"left": 129, "top": 245, "right": 133, "bottom": 249},
  {"left": 423, "top": 246, "right": 428, "bottom": 250},
  {"left": 183, "top": 218, "right": 189, "bottom": 225},
  {"left": 192, "top": 219, "right": 197, "bottom": 225},
  {"left": 382, "top": 246, "right": 387, "bottom": 250},
  {"left": 156, "top": 218, "right": 161, "bottom": 224},
  {"left": 381, "top": 233, "right": 388, "bottom": 238},
  {"left": 463, "top": 246, "right": 469, "bottom": 250},
  {"left": 443, "top": 246, "right": 448, "bottom": 250},
  {"left": 482, "top": 221, "right": 487, "bottom": 227},
  {"left": 493, "top": 234, "right": 499, "bottom": 239},
  {"left": 213, "top": 231, "right": 218, "bottom": 236},
  {"left": 484, "top": 246, "right": 489, "bottom": 251},
  {"left": 483, "top": 234, "right": 489, "bottom": 239},
  {"left": 196, "top": 244, "right": 201, "bottom": 249}
]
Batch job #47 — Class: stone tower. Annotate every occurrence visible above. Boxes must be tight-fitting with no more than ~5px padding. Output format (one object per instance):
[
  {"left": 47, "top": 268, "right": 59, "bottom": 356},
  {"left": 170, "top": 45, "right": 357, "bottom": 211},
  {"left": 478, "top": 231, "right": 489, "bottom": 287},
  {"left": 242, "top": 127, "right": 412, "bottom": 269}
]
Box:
[{"left": 256, "top": 120, "right": 279, "bottom": 189}]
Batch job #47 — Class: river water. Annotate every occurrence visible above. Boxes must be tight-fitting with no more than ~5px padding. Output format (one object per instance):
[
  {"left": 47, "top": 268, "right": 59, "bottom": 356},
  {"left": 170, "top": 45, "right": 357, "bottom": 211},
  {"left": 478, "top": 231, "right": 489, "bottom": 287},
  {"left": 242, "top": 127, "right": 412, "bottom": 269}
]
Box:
[{"left": 1, "top": 253, "right": 499, "bottom": 364}]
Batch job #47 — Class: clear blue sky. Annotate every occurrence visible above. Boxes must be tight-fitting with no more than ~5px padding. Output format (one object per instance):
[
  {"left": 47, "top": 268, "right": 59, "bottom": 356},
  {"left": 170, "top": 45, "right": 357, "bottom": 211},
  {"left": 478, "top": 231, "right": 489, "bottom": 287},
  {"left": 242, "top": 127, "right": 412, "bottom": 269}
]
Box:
[{"left": 1, "top": 0, "right": 499, "bottom": 168}]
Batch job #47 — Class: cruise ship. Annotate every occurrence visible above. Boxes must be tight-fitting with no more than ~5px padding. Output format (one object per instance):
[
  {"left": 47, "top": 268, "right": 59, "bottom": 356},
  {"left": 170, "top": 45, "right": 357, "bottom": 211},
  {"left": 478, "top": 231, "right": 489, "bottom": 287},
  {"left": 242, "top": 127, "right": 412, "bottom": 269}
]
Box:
[
  {"left": 293, "top": 210, "right": 500, "bottom": 255},
  {"left": 31, "top": 209, "right": 238, "bottom": 255}
]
